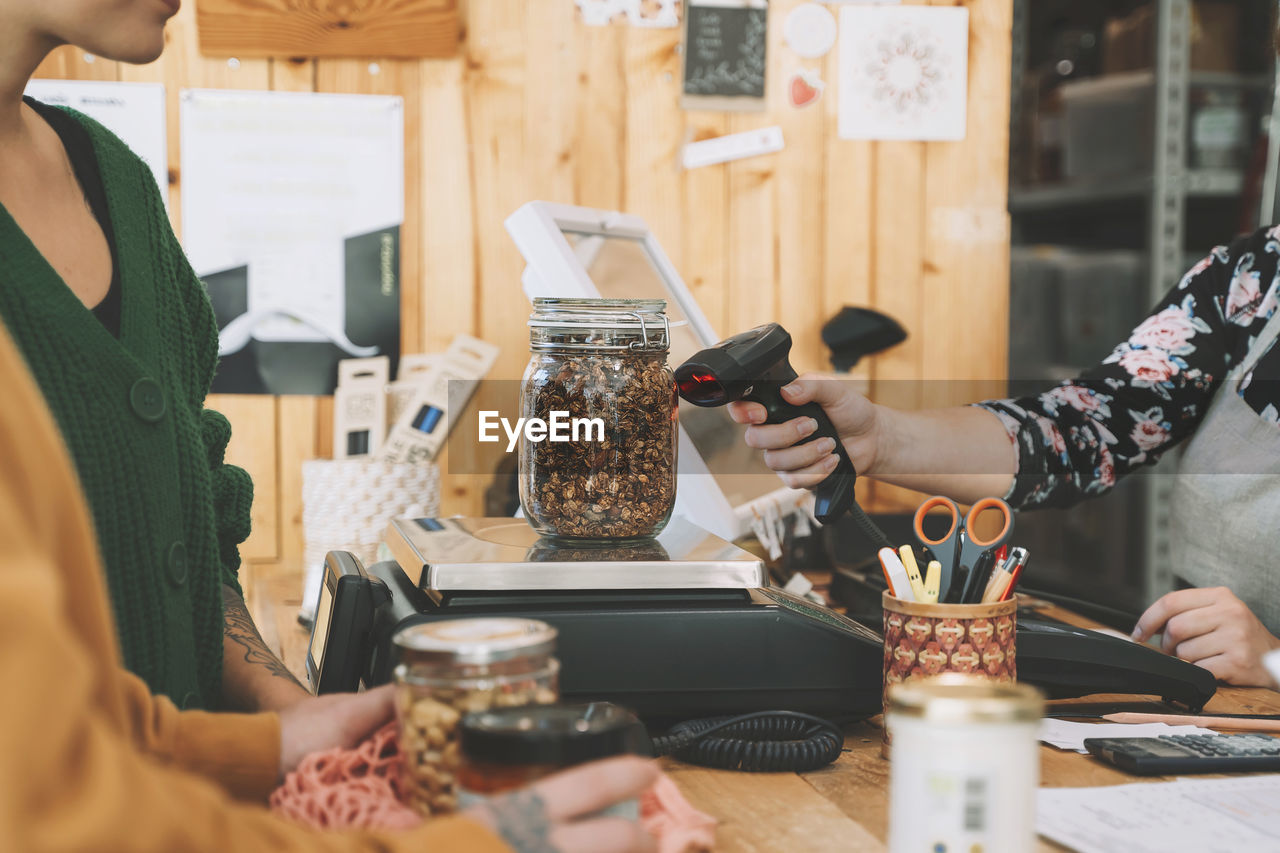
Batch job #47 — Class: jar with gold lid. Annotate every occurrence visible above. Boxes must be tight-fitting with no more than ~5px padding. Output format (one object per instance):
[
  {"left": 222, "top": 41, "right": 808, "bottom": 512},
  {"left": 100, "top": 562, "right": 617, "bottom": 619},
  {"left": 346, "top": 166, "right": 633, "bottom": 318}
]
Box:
[
  {"left": 392, "top": 617, "right": 559, "bottom": 815},
  {"left": 886, "top": 675, "right": 1043, "bottom": 853}
]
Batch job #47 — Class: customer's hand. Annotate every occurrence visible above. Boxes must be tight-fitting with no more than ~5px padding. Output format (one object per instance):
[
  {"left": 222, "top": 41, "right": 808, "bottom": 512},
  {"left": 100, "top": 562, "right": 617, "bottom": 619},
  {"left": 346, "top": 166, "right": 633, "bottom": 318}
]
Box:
[
  {"left": 277, "top": 684, "right": 394, "bottom": 776},
  {"left": 1132, "top": 588, "right": 1280, "bottom": 686},
  {"left": 727, "top": 376, "right": 879, "bottom": 488},
  {"left": 464, "top": 756, "right": 659, "bottom": 853}
]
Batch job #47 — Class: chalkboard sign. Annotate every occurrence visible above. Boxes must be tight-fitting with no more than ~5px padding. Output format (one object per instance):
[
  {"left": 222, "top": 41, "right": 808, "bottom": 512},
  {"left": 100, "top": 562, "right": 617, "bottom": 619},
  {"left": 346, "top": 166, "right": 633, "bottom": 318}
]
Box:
[{"left": 681, "top": 1, "right": 768, "bottom": 111}]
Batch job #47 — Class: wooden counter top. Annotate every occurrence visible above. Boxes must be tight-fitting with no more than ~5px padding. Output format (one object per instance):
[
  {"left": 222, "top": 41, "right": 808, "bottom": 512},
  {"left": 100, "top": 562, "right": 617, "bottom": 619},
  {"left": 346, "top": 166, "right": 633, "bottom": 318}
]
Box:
[{"left": 247, "top": 563, "right": 1280, "bottom": 852}]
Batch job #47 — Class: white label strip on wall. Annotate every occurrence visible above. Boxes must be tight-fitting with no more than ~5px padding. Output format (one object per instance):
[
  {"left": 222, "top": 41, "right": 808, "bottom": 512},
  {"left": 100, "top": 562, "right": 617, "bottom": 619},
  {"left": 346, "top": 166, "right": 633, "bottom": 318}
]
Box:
[{"left": 682, "top": 125, "right": 785, "bottom": 170}]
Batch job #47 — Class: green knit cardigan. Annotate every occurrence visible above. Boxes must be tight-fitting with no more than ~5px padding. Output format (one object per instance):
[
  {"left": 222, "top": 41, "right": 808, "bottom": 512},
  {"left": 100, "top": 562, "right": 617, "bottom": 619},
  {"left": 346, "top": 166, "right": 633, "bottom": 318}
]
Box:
[{"left": 0, "top": 109, "right": 252, "bottom": 709}]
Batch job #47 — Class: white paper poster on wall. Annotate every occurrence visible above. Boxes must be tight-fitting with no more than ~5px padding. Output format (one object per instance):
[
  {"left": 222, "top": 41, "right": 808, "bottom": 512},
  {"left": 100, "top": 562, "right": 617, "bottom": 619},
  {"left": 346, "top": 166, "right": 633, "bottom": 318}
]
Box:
[
  {"left": 24, "top": 79, "right": 169, "bottom": 208},
  {"left": 180, "top": 89, "right": 403, "bottom": 394},
  {"left": 837, "top": 5, "right": 969, "bottom": 141},
  {"left": 576, "top": 0, "right": 681, "bottom": 27}
]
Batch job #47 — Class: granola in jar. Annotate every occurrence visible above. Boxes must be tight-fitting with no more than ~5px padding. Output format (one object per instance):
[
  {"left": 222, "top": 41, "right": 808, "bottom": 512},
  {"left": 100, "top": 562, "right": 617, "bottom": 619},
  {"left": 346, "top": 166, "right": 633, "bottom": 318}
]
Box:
[{"left": 519, "top": 298, "right": 677, "bottom": 540}]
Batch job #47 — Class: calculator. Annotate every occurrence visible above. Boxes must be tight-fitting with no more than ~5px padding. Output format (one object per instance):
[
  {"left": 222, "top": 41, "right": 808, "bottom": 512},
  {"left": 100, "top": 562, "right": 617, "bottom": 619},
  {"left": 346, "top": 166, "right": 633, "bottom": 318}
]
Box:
[{"left": 1084, "top": 733, "right": 1280, "bottom": 775}]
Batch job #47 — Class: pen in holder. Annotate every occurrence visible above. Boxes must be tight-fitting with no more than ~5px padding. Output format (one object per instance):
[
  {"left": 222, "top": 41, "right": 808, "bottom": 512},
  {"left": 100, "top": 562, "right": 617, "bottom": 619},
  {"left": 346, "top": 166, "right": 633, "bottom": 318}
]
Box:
[{"left": 881, "top": 590, "right": 1017, "bottom": 755}]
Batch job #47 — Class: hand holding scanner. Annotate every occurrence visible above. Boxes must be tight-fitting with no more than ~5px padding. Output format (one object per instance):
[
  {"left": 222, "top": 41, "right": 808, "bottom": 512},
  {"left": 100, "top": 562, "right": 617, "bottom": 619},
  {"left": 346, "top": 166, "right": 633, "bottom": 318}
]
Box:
[{"left": 674, "top": 323, "right": 857, "bottom": 524}]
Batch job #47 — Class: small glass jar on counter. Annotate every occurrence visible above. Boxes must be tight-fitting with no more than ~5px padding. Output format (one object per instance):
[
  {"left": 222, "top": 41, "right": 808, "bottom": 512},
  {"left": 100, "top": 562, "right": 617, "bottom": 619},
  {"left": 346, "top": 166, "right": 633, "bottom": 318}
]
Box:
[
  {"left": 457, "top": 702, "right": 650, "bottom": 820},
  {"left": 392, "top": 618, "right": 560, "bottom": 816},
  {"left": 519, "top": 298, "right": 678, "bottom": 541},
  {"left": 886, "top": 675, "right": 1044, "bottom": 853}
]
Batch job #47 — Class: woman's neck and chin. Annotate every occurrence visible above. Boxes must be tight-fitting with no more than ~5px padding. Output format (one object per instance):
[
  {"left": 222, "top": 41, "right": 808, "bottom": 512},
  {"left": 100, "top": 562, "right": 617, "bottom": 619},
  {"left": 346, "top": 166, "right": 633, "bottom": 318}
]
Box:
[
  {"left": 0, "top": 11, "right": 169, "bottom": 141},
  {"left": 0, "top": 27, "right": 60, "bottom": 142}
]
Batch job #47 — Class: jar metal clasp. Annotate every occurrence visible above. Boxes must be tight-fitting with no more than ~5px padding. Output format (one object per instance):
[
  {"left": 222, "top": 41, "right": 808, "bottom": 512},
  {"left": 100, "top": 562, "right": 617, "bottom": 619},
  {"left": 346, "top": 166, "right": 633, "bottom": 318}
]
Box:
[{"left": 625, "top": 311, "right": 671, "bottom": 352}]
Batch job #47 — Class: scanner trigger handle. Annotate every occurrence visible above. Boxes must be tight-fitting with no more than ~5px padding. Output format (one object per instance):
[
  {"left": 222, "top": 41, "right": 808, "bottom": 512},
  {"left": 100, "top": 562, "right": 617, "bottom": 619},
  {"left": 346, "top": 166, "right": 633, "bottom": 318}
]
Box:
[{"left": 750, "top": 391, "right": 857, "bottom": 524}]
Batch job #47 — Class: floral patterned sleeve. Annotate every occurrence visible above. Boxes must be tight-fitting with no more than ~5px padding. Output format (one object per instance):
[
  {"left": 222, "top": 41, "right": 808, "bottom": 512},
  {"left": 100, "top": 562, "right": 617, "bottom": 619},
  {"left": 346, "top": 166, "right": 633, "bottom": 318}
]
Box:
[{"left": 977, "top": 233, "right": 1269, "bottom": 510}]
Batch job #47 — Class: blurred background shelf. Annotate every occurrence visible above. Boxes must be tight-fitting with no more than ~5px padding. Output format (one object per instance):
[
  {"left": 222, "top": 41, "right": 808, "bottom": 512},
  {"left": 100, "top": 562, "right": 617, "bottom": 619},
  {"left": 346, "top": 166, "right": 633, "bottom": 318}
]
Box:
[
  {"left": 1009, "top": 169, "right": 1245, "bottom": 213},
  {"left": 1007, "top": 0, "right": 1280, "bottom": 612}
]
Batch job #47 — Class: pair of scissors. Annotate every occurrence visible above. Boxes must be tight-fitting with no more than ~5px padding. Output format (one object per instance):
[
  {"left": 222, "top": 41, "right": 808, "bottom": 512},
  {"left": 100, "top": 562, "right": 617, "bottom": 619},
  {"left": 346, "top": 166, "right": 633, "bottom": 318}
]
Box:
[{"left": 912, "top": 496, "right": 1014, "bottom": 603}]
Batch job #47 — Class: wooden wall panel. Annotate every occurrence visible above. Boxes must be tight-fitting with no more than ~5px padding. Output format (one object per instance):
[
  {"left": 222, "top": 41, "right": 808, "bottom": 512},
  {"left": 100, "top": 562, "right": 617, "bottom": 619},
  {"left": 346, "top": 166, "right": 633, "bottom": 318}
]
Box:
[
  {"left": 623, "top": 29, "right": 686, "bottom": 274},
  {"left": 418, "top": 53, "right": 479, "bottom": 515},
  {"left": 922, "top": 0, "right": 1013, "bottom": 391},
  {"left": 576, "top": 26, "right": 627, "bottom": 211},
  {"left": 682, "top": 111, "right": 730, "bottom": 338},
  {"left": 417, "top": 56, "right": 476, "bottom": 353},
  {"left": 35, "top": 46, "right": 121, "bottom": 82},
  {"left": 726, "top": 110, "right": 777, "bottom": 336},
  {"left": 33, "top": 0, "right": 1013, "bottom": 563},
  {"left": 194, "top": 0, "right": 460, "bottom": 60},
  {"left": 464, "top": 0, "right": 530, "bottom": 515},
  {"left": 773, "top": 0, "right": 828, "bottom": 375},
  {"left": 276, "top": 396, "right": 321, "bottom": 567}
]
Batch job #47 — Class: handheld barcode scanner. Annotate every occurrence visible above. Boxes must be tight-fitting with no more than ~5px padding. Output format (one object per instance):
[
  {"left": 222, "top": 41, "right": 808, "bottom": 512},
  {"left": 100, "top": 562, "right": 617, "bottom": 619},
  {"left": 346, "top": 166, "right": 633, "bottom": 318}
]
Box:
[{"left": 675, "top": 323, "right": 859, "bottom": 526}]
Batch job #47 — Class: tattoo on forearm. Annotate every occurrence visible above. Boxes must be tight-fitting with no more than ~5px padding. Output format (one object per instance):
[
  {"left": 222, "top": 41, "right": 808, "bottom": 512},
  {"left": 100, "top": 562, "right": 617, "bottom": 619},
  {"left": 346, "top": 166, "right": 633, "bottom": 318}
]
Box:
[
  {"left": 482, "top": 790, "right": 558, "bottom": 853},
  {"left": 221, "top": 586, "right": 305, "bottom": 687}
]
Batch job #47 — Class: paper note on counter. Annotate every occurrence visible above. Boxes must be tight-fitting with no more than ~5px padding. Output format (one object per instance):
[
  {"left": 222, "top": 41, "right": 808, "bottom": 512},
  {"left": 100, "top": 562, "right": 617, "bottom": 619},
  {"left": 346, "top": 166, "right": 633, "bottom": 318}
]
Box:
[
  {"left": 1037, "top": 775, "right": 1280, "bottom": 853},
  {"left": 1039, "top": 718, "right": 1218, "bottom": 753}
]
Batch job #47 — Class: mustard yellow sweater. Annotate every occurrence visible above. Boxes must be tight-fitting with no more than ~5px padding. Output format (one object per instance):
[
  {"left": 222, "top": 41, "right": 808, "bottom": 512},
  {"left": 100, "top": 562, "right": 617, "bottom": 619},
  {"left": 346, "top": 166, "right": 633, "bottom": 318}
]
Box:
[{"left": 0, "top": 323, "right": 507, "bottom": 851}]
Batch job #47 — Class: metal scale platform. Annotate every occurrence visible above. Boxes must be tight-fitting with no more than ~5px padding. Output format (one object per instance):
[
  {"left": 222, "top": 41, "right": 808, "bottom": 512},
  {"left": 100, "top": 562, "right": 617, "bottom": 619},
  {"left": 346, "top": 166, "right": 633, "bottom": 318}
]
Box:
[{"left": 309, "top": 517, "right": 886, "bottom": 719}]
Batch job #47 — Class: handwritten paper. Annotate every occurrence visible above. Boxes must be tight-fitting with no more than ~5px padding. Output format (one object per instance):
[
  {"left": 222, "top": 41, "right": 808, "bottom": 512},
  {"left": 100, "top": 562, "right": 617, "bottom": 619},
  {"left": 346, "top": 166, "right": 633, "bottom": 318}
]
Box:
[{"left": 1038, "top": 775, "right": 1280, "bottom": 852}]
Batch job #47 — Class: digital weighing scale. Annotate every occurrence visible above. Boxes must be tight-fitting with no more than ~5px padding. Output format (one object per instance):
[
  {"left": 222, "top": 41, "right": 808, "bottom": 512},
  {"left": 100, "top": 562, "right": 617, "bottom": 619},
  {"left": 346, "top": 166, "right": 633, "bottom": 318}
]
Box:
[
  {"left": 309, "top": 517, "right": 1217, "bottom": 720},
  {"left": 309, "top": 516, "right": 886, "bottom": 719}
]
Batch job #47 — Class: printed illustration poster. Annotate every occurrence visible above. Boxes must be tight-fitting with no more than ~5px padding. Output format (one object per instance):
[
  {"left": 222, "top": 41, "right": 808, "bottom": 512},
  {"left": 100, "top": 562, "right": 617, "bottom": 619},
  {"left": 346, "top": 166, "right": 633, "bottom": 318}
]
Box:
[
  {"left": 838, "top": 5, "right": 969, "bottom": 141},
  {"left": 24, "top": 79, "right": 169, "bottom": 208},
  {"left": 180, "top": 89, "right": 403, "bottom": 394}
]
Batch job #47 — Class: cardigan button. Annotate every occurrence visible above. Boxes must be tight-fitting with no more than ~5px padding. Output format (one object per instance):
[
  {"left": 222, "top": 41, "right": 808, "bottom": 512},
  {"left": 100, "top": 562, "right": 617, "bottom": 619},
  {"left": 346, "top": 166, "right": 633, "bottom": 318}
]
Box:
[
  {"left": 167, "top": 541, "right": 189, "bottom": 587},
  {"left": 129, "top": 378, "right": 166, "bottom": 423}
]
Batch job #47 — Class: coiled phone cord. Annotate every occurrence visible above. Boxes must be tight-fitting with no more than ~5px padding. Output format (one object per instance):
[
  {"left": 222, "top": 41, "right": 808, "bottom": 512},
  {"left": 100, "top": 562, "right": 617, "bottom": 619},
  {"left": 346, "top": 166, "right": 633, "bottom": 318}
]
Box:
[
  {"left": 849, "top": 501, "right": 894, "bottom": 551},
  {"left": 651, "top": 711, "right": 844, "bottom": 773}
]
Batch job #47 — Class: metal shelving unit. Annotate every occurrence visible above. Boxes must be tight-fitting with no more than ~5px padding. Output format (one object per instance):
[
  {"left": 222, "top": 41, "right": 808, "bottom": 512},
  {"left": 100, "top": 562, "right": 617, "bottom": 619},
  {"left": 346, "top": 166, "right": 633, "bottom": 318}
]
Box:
[
  {"left": 1008, "top": 0, "right": 1279, "bottom": 606},
  {"left": 1009, "top": 169, "right": 1244, "bottom": 214},
  {"left": 1142, "top": 0, "right": 1193, "bottom": 601}
]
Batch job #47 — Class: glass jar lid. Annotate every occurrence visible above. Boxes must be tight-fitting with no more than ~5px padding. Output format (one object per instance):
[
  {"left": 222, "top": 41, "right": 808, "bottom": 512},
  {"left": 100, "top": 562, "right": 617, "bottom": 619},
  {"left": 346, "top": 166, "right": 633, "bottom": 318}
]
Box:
[
  {"left": 529, "top": 297, "right": 669, "bottom": 353},
  {"left": 460, "top": 702, "right": 650, "bottom": 766},
  {"left": 393, "top": 617, "right": 557, "bottom": 666},
  {"left": 887, "top": 674, "right": 1044, "bottom": 724}
]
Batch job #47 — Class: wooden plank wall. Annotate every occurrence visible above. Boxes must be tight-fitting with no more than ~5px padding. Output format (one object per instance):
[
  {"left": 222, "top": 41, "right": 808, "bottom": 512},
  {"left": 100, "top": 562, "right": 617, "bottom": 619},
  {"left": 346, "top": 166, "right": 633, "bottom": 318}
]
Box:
[{"left": 34, "top": 0, "right": 1013, "bottom": 574}]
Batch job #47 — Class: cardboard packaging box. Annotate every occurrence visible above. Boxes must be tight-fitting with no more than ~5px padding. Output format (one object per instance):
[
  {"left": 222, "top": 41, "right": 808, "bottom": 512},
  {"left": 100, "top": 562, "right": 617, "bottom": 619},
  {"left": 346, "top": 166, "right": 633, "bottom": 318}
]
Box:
[
  {"left": 377, "top": 336, "right": 500, "bottom": 464},
  {"left": 1102, "top": 2, "right": 1241, "bottom": 74}
]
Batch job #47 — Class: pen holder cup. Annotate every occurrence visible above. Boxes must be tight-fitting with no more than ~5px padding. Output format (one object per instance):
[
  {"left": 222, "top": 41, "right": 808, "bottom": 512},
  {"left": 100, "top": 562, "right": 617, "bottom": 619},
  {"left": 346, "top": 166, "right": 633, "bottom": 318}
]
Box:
[{"left": 881, "top": 591, "right": 1017, "bottom": 755}]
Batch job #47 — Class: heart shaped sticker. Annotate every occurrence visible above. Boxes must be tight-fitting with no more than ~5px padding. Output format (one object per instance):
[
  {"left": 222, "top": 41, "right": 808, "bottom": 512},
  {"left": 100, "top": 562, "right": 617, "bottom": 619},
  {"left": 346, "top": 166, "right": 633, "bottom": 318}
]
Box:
[{"left": 789, "top": 69, "right": 825, "bottom": 109}]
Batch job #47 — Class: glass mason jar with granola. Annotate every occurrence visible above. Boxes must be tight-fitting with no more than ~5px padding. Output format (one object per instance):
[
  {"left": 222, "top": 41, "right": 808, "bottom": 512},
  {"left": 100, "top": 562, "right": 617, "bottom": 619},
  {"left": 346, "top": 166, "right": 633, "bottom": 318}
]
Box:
[{"left": 519, "top": 298, "right": 677, "bottom": 540}]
